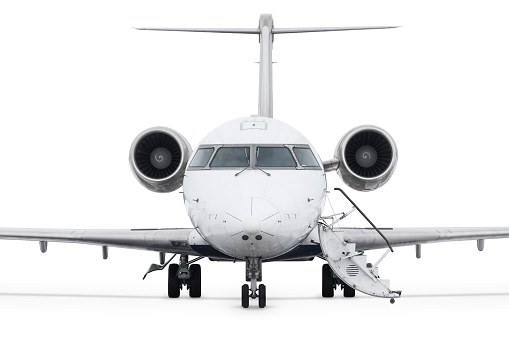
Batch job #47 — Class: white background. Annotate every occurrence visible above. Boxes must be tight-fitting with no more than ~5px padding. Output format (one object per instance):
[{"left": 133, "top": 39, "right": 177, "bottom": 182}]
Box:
[{"left": 1, "top": 0, "right": 509, "bottom": 337}]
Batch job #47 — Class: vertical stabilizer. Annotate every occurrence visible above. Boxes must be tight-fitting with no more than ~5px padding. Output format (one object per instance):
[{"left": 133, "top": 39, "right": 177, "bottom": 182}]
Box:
[{"left": 258, "top": 14, "right": 274, "bottom": 118}]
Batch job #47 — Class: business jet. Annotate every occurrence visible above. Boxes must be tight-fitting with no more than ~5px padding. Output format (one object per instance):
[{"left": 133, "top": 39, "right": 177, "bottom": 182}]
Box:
[{"left": 2, "top": 14, "right": 509, "bottom": 308}]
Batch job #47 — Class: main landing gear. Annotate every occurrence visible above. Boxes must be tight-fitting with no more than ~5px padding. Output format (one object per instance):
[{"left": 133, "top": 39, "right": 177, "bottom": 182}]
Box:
[
  {"left": 167, "top": 255, "right": 202, "bottom": 298},
  {"left": 322, "top": 264, "right": 356, "bottom": 298},
  {"left": 242, "top": 257, "right": 266, "bottom": 308}
]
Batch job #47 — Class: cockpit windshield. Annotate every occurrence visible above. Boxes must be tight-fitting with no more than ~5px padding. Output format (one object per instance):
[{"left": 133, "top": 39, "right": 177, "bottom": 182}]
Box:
[
  {"left": 293, "top": 147, "right": 319, "bottom": 167},
  {"left": 210, "top": 147, "right": 250, "bottom": 167},
  {"left": 189, "top": 148, "right": 214, "bottom": 167},
  {"left": 188, "top": 144, "right": 320, "bottom": 170},
  {"left": 256, "top": 147, "right": 296, "bottom": 167}
]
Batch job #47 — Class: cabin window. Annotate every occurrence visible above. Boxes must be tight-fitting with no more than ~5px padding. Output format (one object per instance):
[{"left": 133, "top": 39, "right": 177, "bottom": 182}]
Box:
[
  {"left": 293, "top": 147, "right": 319, "bottom": 167},
  {"left": 210, "top": 147, "right": 250, "bottom": 167},
  {"left": 256, "top": 147, "right": 296, "bottom": 167},
  {"left": 189, "top": 148, "right": 214, "bottom": 167}
]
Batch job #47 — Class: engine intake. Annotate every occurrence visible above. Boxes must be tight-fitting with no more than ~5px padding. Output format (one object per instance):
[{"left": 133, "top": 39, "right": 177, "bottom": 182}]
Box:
[
  {"left": 334, "top": 125, "right": 397, "bottom": 192},
  {"left": 129, "top": 127, "right": 192, "bottom": 193}
]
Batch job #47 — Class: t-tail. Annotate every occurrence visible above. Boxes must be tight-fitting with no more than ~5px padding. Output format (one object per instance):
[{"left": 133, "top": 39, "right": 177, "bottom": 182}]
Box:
[{"left": 136, "top": 14, "right": 398, "bottom": 118}]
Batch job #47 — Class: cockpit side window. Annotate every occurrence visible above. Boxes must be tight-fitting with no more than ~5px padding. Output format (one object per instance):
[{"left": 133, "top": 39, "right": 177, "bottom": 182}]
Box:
[
  {"left": 293, "top": 147, "right": 320, "bottom": 167},
  {"left": 210, "top": 147, "right": 250, "bottom": 167},
  {"left": 189, "top": 148, "right": 214, "bottom": 167},
  {"left": 256, "top": 147, "right": 296, "bottom": 167}
]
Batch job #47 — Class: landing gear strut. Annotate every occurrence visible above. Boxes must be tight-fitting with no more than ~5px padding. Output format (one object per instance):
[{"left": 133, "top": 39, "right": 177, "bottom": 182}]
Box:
[
  {"left": 167, "top": 255, "right": 203, "bottom": 298},
  {"left": 242, "top": 257, "right": 266, "bottom": 308}
]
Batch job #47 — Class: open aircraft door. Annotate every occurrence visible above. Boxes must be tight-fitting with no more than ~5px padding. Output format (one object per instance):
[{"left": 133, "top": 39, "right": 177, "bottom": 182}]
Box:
[
  {"left": 318, "top": 188, "right": 401, "bottom": 302},
  {"left": 318, "top": 225, "right": 401, "bottom": 301}
]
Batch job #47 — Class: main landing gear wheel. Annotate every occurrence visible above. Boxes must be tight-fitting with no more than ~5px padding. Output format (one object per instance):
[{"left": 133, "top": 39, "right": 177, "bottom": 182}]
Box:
[
  {"left": 189, "top": 264, "right": 201, "bottom": 298},
  {"left": 242, "top": 284, "right": 249, "bottom": 308},
  {"left": 258, "top": 284, "right": 266, "bottom": 308},
  {"left": 343, "top": 284, "right": 356, "bottom": 298},
  {"left": 322, "top": 264, "right": 335, "bottom": 297},
  {"left": 168, "top": 263, "right": 180, "bottom": 298}
]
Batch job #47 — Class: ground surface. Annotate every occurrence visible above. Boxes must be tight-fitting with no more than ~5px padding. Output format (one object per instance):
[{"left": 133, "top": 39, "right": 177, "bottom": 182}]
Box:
[{"left": 1, "top": 255, "right": 507, "bottom": 338}]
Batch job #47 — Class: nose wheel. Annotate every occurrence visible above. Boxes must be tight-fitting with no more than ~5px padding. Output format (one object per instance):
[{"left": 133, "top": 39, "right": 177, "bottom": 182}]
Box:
[
  {"left": 258, "top": 284, "right": 266, "bottom": 308},
  {"left": 242, "top": 284, "right": 249, "bottom": 308},
  {"left": 242, "top": 257, "right": 266, "bottom": 308},
  {"left": 241, "top": 283, "right": 266, "bottom": 308}
]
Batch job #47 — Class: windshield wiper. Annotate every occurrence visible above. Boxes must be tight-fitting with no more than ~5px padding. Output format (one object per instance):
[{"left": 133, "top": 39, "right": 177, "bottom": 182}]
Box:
[
  {"left": 235, "top": 165, "right": 250, "bottom": 176},
  {"left": 235, "top": 147, "right": 271, "bottom": 177},
  {"left": 235, "top": 165, "right": 271, "bottom": 177},
  {"left": 254, "top": 166, "right": 271, "bottom": 176},
  {"left": 235, "top": 148, "right": 251, "bottom": 176}
]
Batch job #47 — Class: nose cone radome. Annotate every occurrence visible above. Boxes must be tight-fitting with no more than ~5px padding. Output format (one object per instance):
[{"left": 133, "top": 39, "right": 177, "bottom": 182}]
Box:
[{"left": 242, "top": 217, "right": 261, "bottom": 235}]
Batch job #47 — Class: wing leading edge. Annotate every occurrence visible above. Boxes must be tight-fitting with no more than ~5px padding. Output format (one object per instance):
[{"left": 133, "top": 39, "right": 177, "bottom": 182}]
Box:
[
  {"left": 340, "top": 227, "right": 509, "bottom": 251},
  {"left": 0, "top": 227, "right": 200, "bottom": 256}
]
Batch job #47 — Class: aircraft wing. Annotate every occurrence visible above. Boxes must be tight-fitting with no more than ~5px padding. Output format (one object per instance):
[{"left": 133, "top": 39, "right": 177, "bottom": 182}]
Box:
[
  {"left": 0, "top": 227, "right": 201, "bottom": 256},
  {"left": 340, "top": 227, "right": 509, "bottom": 251}
]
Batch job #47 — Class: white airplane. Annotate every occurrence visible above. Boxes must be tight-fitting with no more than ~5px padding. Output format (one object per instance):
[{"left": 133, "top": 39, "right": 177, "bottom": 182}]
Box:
[{"left": 2, "top": 14, "right": 509, "bottom": 308}]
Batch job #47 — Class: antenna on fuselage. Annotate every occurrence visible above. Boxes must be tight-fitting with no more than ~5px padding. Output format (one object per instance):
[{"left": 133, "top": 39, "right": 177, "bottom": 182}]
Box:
[{"left": 135, "top": 15, "right": 398, "bottom": 119}]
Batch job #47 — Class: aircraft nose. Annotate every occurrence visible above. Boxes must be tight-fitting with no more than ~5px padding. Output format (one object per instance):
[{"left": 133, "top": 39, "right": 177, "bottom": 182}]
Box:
[
  {"left": 201, "top": 195, "right": 303, "bottom": 259},
  {"left": 242, "top": 217, "right": 261, "bottom": 235},
  {"left": 222, "top": 197, "right": 279, "bottom": 239}
]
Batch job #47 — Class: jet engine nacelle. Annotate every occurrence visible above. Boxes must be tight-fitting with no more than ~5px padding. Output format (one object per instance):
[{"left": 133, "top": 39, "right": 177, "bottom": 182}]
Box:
[
  {"left": 129, "top": 127, "right": 192, "bottom": 193},
  {"left": 334, "top": 125, "right": 398, "bottom": 192}
]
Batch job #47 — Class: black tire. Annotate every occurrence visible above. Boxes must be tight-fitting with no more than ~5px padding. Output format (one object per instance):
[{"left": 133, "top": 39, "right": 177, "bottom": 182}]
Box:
[
  {"left": 168, "top": 264, "right": 180, "bottom": 298},
  {"left": 322, "top": 264, "right": 334, "bottom": 297},
  {"left": 343, "top": 284, "right": 356, "bottom": 298},
  {"left": 258, "top": 284, "right": 266, "bottom": 308},
  {"left": 241, "top": 284, "right": 249, "bottom": 308},
  {"left": 189, "top": 264, "right": 201, "bottom": 298}
]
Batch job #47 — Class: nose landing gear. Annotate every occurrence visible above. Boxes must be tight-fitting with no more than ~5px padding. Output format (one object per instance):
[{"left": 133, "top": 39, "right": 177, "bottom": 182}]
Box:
[{"left": 242, "top": 257, "right": 266, "bottom": 308}]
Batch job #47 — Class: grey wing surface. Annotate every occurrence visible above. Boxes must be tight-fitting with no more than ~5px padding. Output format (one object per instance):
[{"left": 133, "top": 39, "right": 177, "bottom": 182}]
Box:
[
  {"left": 341, "top": 227, "right": 509, "bottom": 251},
  {"left": 0, "top": 227, "right": 201, "bottom": 256}
]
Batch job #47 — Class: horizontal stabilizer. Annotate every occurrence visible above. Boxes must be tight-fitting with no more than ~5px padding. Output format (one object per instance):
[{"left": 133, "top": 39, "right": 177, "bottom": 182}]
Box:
[
  {"left": 136, "top": 15, "right": 399, "bottom": 120},
  {"left": 272, "top": 26, "right": 399, "bottom": 34},
  {"left": 135, "top": 26, "right": 398, "bottom": 35},
  {"left": 135, "top": 27, "right": 259, "bottom": 34}
]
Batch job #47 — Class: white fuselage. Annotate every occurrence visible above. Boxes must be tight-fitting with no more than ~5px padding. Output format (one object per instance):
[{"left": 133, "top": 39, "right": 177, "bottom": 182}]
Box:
[{"left": 183, "top": 116, "right": 327, "bottom": 259}]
